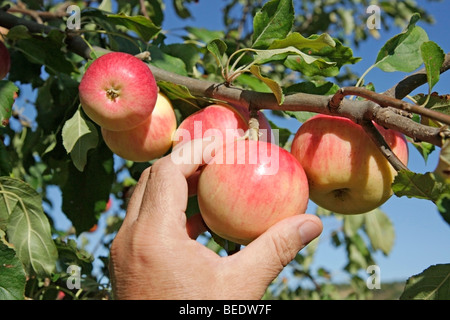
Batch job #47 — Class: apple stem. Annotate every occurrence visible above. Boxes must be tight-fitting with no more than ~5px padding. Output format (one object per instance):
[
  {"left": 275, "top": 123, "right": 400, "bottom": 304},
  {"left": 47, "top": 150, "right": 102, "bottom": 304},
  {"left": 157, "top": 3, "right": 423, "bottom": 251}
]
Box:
[{"left": 248, "top": 107, "right": 260, "bottom": 141}]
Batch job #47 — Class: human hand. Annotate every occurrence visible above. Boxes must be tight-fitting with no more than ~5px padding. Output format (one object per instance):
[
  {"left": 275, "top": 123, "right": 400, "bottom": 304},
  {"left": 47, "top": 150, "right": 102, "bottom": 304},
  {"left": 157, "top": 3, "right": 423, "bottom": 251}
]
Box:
[{"left": 109, "top": 139, "right": 323, "bottom": 300}]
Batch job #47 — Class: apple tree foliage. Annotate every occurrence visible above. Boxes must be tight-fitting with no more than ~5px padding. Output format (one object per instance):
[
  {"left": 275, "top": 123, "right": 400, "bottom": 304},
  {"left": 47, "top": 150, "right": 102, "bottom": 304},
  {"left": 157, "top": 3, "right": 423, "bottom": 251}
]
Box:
[{"left": 0, "top": 0, "right": 449, "bottom": 300}]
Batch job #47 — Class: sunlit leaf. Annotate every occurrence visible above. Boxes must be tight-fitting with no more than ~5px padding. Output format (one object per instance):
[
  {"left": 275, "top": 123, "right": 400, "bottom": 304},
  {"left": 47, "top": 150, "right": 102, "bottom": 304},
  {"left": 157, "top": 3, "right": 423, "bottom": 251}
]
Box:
[
  {"left": 375, "top": 13, "right": 429, "bottom": 72},
  {"left": 252, "top": 0, "right": 294, "bottom": 49},
  {"left": 400, "top": 264, "right": 450, "bottom": 300},
  {"left": 0, "top": 177, "right": 58, "bottom": 276}
]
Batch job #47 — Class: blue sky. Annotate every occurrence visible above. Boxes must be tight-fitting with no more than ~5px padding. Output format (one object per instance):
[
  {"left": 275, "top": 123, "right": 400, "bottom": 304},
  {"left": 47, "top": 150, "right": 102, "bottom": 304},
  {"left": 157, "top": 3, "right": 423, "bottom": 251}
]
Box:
[
  {"left": 156, "top": 0, "right": 450, "bottom": 285},
  {"left": 11, "top": 0, "right": 449, "bottom": 288}
]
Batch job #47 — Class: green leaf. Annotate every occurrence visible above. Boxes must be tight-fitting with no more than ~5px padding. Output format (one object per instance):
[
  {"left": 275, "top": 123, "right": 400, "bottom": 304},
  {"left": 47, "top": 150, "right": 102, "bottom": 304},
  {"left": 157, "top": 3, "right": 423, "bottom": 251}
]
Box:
[
  {"left": 407, "top": 138, "right": 435, "bottom": 164},
  {"left": 54, "top": 238, "right": 94, "bottom": 275},
  {"left": 0, "top": 140, "right": 12, "bottom": 176},
  {"left": 392, "top": 169, "right": 450, "bottom": 203},
  {"left": 254, "top": 46, "right": 335, "bottom": 66},
  {"left": 106, "top": 13, "right": 161, "bottom": 42},
  {"left": 61, "top": 142, "right": 114, "bottom": 235},
  {"left": 62, "top": 108, "right": 99, "bottom": 172},
  {"left": 0, "top": 81, "right": 18, "bottom": 127},
  {"left": 343, "top": 214, "right": 364, "bottom": 237},
  {"left": 207, "top": 39, "right": 228, "bottom": 70},
  {"left": 375, "top": 13, "right": 429, "bottom": 72},
  {"left": 251, "top": 0, "right": 294, "bottom": 49},
  {"left": 249, "top": 65, "right": 284, "bottom": 105},
  {"left": 14, "top": 29, "right": 77, "bottom": 75},
  {"left": 0, "top": 177, "right": 58, "bottom": 276},
  {"left": 420, "top": 41, "right": 445, "bottom": 92},
  {"left": 173, "top": 0, "right": 192, "bottom": 19},
  {"left": 0, "top": 243, "right": 26, "bottom": 300},
  {"left": 185, "top": 27, "right": 225, "bottom": 44},
  {"left": 413, "top": 93, "right": 450, "bottom": 116},
  {"left": 5, "top": 25, "right": 32, "bottom": 40},
  {"left": 269, "top": 32, "right": 336, "bottom": 51},
  {"left": 267, "top": 120, "right": 291, "bottom": 148},
  {"left": 147, "top": 46, "right": 188, "bottom": 76},
  {"left": 400, "top": 264, "right": 450, "bottom": 300},
  {"left": 364, "top": 208, "right": 395, "bottom": 255},
  {"left": 283, "top": 37, "right": 360, "bottom": 77}
]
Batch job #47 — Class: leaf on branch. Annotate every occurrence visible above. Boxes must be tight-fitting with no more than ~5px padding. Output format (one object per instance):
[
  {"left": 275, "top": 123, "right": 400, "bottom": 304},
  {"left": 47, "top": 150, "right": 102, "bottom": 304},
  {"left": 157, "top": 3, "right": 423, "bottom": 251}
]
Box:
[
  {"left": 392, "top": 169, "right": 450, "bottom": 225},
  {"left": 269, "top": 32, "right": 336, "bottom": 51},
  {"left": 363, "top": 208, "right": 395, "bottom": 255},
  {"left": 106, "top": 13, "right": 161, "bottom": 42},
  {"left": 283, "top": 37, "right": 360, "bottom": 77},
  {"left": 400, "top": 264, "right": 450, "bottom": 300},
  {"left": 0, "top": 243, "right": 26, "bottom": 300},
  {"left": 0, "top": 140, "right": 12, "bottom": 177},
  {"left": 375, "top": 13, "right": 429, "bottom": 72},
  {"left": 420, "top": 41, "right": 445, "bottom": 93},
  {"left": 185, "top": 27, "right": 225, "bottom": 44},
  {"left": 249, "top": 65, "right": 284, "bottom": 105},
  {"left": 62, "top": 108, "right": 99, "bottom": 172},
  {"left": 392, "top": 169, "right": 449, "bottom": 202},
  {"left": 147, "top": 46, "right": 188, "bottom": 76},
  {"left": 0, "top": 177, "right": 58, "bottom": 276},
  {"left": 251, "top": 0, "right": 294, "bottom": 49},
  {"left": 253, "top": 46, "right": 336, "bottom": 67},
  {"left": 0, "top": 80, "right": 18, "bottom": 127},
  {"left": 61, "top": 142, "right": 114, "bottom": 235},
  {"left": 12, "top": 28, "right": 77, "bottom": 75},
  {"left": 206, "top": 39, "right": 228, "bottom": 71},
  {"left": 414, "top": 93, "right": 450, "bottom": 116}
]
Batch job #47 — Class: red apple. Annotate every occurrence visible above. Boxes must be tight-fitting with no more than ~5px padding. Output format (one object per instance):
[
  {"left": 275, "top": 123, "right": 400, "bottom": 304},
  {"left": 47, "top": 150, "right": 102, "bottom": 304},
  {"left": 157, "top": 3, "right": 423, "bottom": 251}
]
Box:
[
  {"left": 79, "top": 52, "right": 158, "bottom": 131},
  {"left": 102, "top": 92, "right": 177, "bottom": 162},
  {"left": 172, "top": 104, "right": 248, "bottom": 148},
  {"left": 0, "top": 41, "right": 10, "bottom": 79},
  {"left": 290, "top": 114, "right": 409, "bottom": 215},
  {"left": 231, "top": 104, "right": 274, "bottom": 143},
  {"left": 197, "top": 139, "right": 309, "bottom": 245}
]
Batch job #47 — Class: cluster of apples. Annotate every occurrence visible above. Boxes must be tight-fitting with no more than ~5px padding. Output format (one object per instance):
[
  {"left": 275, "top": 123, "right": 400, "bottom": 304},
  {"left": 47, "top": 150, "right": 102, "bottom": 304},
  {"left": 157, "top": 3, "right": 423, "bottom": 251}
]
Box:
[{"left": 78, "top": 52, "right": 408, "bottom": 246}]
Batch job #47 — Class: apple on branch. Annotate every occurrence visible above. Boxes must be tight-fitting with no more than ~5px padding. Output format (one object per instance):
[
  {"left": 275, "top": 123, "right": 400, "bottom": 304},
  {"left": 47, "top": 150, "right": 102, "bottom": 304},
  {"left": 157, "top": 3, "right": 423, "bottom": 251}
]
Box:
[
  {"left": 172, "top": 104, "right": 248, "bottom": 148},
  {"left": 78, "top": 52, "right": 158, "bottom": 131},
  {"left": 290, "top": 114, "right": 409, "bottom": 215},
  {"left": 102, "top": 92, "right": 177, "bottom": 162}
]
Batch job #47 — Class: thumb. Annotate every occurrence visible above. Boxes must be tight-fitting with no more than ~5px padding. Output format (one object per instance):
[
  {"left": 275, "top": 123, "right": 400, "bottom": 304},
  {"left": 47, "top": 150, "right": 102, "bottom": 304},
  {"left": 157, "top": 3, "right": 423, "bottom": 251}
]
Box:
[{"left": 226, "top": 214, "right": 322, "bottom": 298}]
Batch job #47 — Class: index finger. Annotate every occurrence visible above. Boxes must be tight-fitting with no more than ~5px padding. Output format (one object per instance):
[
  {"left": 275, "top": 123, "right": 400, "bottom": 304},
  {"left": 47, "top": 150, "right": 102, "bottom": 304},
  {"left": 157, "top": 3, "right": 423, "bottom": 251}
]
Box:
[{"left": 131, "top": 138, "right": 220, "bottom": 234}]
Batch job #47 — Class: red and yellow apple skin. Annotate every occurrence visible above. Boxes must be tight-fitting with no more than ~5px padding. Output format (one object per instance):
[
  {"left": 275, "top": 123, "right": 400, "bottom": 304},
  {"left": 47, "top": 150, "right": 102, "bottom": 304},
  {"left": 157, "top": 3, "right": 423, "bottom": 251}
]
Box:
[
  {"left": 172, "top": 104, "right": 248, "bottom": 148},
  {"left": 101, "top": 92, "right": 177, "bottom": 162},
  {"left": 197, "top": 140, "right": 309, "bottom": 245},
  {"left": 79, "top": 52, "right": 158, "bottom": 131},
  {"left": 290, "top": 114, "right": 409, "bottom": 215}
]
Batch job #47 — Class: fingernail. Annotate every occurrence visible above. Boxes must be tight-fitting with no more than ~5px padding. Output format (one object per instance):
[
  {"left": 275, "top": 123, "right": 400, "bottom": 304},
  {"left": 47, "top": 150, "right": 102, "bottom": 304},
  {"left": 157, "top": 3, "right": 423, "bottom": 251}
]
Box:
[{"left": 299, "top": 221, "right": 321, "bottom": 246}]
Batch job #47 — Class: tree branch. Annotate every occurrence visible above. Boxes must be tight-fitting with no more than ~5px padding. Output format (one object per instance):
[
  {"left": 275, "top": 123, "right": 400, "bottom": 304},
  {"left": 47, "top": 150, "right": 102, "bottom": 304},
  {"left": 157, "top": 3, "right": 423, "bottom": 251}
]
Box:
[
  {"left": 0, "top": 8, "right": 448, "bottom": 154},
  {"left": 330, "top": 86, "right": 450, "bottom": 126}
]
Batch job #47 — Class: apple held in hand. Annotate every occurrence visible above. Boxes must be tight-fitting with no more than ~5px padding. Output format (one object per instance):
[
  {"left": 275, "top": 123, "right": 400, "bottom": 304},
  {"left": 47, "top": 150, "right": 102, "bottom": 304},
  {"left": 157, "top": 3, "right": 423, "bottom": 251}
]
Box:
[
  {"left": 0, "top": 40, "right": 10, "bottom": 79},
  {"left": 102, "top": 92, "right": 177, "bottom": 162},
  {"left": 172, "top": 104, "right": 248, "bottom": 147},
  {"left": 290, "top": 114, "right": 409, "bottom": 215},
  {"left": 197, "top": 140, "right": 309, "bottom": 245},
  {"left": 79, "top": 52, "right": 158, "bottom": 131}
]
